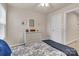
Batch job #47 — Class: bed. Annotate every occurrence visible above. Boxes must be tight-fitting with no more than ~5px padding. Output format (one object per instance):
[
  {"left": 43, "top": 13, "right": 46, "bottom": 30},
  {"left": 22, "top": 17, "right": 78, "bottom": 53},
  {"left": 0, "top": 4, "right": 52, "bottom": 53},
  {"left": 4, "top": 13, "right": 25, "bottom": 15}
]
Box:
[
  {"left": 11, "top": 40, "right": 66, "bottom": 56},
  {"left": 11, "top": 40, "right": 78, "bottom": 56}
]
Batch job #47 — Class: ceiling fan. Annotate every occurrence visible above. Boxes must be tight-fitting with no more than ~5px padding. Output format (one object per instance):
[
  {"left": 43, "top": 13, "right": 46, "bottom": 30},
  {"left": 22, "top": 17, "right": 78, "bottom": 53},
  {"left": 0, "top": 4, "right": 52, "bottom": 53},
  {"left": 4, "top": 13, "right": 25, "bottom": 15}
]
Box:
[{"left": 38, "top": 3, "right": 50, "bottom": 7}]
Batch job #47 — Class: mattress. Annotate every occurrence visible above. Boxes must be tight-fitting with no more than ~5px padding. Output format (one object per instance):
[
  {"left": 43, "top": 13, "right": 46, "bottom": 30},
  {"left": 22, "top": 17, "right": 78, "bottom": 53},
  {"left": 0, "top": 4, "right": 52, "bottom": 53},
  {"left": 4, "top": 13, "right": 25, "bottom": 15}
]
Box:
[{"left": 11, "top": 41, "right": 66, "bottom": 56}]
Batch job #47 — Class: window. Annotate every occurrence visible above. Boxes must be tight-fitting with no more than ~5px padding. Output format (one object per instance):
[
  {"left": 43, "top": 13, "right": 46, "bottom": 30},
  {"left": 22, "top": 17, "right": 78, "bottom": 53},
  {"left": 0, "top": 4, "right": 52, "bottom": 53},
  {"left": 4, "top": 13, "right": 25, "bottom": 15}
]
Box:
[{"left": 0, "top": 4, "right": 6, "bottom": 39}]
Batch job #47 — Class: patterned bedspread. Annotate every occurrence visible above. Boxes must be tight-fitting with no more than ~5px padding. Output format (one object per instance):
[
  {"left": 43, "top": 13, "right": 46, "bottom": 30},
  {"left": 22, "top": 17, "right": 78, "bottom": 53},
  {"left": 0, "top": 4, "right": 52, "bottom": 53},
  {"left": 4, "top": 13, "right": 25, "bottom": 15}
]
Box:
[{"left": 11, "top": 41, "right": 66, "bottom": 56}]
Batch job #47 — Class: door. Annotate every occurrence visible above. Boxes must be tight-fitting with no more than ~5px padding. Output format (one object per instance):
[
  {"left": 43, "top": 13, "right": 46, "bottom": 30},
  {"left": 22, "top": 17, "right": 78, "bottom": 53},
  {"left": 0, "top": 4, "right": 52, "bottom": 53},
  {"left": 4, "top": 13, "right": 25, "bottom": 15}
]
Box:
[{"left": 49, "top": 13, "right": 62, "bottom": 43}]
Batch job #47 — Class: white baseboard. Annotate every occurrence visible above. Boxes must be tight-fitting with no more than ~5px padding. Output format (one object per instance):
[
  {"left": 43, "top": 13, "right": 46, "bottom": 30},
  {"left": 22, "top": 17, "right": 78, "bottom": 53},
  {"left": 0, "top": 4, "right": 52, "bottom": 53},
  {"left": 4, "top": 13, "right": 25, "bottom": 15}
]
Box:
[
  {"left": 11, "top": 43, "right": 25, "bottom": 48},
  {"left": 66, "top": 39, "right": 79, "bottom": 45}
]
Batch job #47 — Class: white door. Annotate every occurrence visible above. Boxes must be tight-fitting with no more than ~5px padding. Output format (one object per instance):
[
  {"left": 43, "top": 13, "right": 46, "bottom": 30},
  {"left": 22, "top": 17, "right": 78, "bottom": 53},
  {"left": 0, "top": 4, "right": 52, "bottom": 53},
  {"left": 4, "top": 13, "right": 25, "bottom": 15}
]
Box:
[{"left": 49, "top": 13, "right": 62, "bottom": 43}]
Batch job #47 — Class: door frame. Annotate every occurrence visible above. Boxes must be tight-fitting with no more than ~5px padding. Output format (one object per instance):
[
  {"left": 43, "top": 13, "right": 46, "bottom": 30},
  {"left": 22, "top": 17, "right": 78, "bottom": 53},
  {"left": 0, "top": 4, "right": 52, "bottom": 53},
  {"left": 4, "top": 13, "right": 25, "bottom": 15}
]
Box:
[{"left": 64, "top": 7, "right": 79, "bottom": 45}]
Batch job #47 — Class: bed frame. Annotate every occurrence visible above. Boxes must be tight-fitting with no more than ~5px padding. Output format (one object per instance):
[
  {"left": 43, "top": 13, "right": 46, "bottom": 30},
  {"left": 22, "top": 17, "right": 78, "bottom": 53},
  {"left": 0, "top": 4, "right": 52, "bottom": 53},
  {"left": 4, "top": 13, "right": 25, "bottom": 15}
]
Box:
[{"left": 42, "top": 39, "right": 78, "bottom": 56}]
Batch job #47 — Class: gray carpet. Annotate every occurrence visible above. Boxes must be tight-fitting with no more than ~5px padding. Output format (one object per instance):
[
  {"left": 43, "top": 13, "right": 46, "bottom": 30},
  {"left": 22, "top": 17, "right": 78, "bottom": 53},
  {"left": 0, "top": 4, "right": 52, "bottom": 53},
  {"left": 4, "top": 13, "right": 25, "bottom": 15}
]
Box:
[{"left": 11, "top": 41, "right": 66, "bottom": 56}]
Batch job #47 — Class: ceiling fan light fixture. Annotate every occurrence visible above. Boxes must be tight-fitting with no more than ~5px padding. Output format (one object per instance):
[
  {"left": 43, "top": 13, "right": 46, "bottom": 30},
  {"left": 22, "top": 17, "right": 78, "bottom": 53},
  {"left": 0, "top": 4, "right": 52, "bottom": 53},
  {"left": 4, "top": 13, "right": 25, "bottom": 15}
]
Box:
[{"left": 38, "top": 3, "right": 49, "bottom": 7}]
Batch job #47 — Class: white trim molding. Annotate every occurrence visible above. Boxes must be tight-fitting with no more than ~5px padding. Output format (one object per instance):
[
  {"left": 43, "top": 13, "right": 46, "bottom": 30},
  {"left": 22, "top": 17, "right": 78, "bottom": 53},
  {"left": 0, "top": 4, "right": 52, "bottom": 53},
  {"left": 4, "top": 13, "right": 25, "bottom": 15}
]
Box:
[
  {"left": 66, "top": 39, "right": 79, "bottom": 45},
  {"left": 11, "top": 43, "right": 25, "bottom": 48}
]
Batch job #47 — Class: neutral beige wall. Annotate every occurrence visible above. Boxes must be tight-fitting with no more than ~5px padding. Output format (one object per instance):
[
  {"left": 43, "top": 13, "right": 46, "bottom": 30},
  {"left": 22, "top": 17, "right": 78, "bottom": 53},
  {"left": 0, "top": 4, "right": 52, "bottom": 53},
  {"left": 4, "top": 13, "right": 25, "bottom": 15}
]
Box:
[
  {"left": 6, "top": 6, "right": 46, "bottom": 46},
  {"left": 47, "top": 4, "right": 79, "bottom": 44}
]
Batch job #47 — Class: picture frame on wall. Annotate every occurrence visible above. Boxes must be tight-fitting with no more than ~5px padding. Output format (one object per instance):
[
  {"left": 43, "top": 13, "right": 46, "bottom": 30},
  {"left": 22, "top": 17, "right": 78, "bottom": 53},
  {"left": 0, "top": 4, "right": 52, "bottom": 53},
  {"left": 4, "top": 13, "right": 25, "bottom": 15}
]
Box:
[{"left": 29, "top": 19, "right": 34, "bottom": 27}]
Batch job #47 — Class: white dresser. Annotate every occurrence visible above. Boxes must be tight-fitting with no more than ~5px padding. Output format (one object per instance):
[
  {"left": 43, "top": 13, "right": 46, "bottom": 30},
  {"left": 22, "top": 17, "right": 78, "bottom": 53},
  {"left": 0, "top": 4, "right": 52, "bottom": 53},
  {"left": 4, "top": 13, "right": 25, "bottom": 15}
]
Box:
[
  {"left": 24, "top": 18, "right": 43, "bottom": 44},
  {"left": 25, "top": 32, "right": 42, "bottom": 44}
]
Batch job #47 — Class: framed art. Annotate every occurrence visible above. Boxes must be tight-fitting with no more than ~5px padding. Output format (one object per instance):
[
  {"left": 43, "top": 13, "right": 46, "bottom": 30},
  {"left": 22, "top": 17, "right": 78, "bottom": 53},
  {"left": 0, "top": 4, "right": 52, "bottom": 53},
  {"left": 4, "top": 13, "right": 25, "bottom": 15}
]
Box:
[{"left": 29, "top": 19, "right": 34, "bottom": 27}]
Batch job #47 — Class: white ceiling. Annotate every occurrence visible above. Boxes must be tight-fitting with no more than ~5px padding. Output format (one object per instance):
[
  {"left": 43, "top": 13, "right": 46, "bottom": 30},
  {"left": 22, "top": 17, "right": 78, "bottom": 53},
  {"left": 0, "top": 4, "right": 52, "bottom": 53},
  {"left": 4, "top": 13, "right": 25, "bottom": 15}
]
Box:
[{"left": 8, "top": 3, "right": 71, "bottom": 14}]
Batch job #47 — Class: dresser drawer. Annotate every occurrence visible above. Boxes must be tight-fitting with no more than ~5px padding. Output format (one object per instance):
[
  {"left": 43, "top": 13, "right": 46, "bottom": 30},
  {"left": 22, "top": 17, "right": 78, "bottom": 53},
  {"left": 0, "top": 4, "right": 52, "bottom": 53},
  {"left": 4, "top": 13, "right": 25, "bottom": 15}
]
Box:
[{"left": 26, "top": 32, "right": 42, "bottom": 43}]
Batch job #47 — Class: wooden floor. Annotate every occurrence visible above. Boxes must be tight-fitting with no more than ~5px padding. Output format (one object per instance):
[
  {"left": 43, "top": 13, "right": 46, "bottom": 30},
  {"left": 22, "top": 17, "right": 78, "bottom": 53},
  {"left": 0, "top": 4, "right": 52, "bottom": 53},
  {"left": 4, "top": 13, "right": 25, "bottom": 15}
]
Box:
[{"left": 68, "top": 40, "right": 79, "bottom": 54}]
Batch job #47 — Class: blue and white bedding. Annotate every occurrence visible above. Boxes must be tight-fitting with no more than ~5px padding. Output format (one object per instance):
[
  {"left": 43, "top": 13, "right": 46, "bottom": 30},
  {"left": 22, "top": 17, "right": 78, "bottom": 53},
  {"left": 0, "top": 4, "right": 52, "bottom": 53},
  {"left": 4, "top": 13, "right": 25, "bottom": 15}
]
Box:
[{"left": 11, "top": 41, "right": 66, "bottom": 56}]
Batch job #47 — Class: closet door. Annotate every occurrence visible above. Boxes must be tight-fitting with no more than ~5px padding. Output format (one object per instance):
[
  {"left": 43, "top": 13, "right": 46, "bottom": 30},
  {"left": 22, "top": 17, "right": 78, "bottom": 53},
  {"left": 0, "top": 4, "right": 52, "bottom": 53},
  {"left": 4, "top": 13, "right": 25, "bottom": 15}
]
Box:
[{"left": 50, "top": 13, "right": 62, "bottom": 43}]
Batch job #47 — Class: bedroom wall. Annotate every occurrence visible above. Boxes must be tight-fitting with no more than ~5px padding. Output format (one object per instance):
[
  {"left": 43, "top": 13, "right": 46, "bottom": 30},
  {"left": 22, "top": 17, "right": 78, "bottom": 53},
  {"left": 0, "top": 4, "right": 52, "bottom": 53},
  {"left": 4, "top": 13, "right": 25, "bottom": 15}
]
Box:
[
  {"left": 6, "top": 5, "right": 46, "bottom": 46},
  {"left": 47, "top": 4, "right": 79, "bottom": 44}
]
